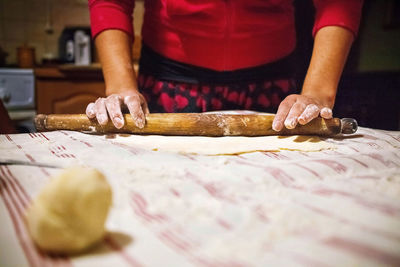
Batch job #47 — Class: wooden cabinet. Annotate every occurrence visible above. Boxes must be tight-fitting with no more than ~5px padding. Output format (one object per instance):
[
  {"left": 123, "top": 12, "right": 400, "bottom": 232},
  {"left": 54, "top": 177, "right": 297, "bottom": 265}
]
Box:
[{"left": 35, "top": 65, "right": 106, "bottom": 114}]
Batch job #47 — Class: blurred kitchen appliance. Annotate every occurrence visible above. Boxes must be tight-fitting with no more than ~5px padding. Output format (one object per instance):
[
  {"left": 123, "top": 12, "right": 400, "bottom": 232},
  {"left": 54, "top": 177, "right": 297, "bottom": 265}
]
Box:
[
  {"left": 74, "top": 30, "right": 91, "bottom": 65},
  {"left": 0, "top": 68, "right": 36, "bottom": 132},
  {"left": 58, "top": 27, "right": 92, "bottom": 65}
]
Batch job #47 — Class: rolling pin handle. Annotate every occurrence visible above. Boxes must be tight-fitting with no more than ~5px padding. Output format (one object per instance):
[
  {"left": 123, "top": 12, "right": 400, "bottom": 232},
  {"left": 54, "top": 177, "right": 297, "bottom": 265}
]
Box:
[
  {"left": 340, "top": 118, "right": 358, "bottom": 134},
  {"left": 35, "top": 114, "right": 47, "bottom": 132}
]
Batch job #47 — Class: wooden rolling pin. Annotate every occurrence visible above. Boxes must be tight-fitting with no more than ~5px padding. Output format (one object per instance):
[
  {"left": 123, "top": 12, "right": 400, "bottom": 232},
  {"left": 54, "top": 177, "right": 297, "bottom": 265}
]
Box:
[{"left": 34, "top": 113, "right": 357, "bottom": 136}]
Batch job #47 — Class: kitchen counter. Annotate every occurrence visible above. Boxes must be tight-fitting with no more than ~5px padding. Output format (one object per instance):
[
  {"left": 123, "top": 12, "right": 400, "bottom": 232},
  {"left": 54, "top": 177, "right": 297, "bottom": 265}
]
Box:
[
  {"left": 35, "top": 63, "right": 138, "bottom": 77},
  {"left": 34, "top": 64, "right": 139, "bottom": 114},
  {"left": 34, "top": 64, "right": 105, "bottom": 114},
  {"left": 35, "top": 64, "right": 102, "bottom": 78}
]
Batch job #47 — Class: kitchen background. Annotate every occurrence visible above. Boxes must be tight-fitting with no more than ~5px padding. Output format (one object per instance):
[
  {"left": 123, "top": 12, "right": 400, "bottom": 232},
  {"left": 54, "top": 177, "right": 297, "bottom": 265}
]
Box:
[
  {"left": 0, "top": 0, "right": 145, "bottom": 65},
  {"left": 0, "top": 0, "right": 399, "bottom": 132}
]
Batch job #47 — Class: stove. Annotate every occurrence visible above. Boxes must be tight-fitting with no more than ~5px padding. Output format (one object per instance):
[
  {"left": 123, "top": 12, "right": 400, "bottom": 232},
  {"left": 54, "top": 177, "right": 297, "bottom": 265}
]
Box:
[{"left": 0, "top": 68, "right": 36, "bottom": 132}]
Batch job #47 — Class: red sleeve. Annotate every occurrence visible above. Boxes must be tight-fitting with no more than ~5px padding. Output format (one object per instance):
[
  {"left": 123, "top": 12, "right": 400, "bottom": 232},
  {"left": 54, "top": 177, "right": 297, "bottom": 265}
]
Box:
[
  {"left": 312, "top": 0, "right": 363, "bottom": 37},
  {"left": 88, "top": 0, "right": 135, "bottom": 39}
]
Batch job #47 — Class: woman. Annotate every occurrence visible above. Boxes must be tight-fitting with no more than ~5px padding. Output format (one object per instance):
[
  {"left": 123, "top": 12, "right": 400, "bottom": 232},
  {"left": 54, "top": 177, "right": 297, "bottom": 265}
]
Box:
[{"left": 86, "top": 0, "right": 363, "bottom": 131}]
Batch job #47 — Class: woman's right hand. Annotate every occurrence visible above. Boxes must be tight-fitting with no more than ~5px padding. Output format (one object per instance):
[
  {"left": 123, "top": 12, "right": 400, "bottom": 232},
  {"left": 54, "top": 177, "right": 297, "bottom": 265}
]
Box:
[
  {"left": 86, "top": 90, "right": 149, "bottom": 129},
  {"left": 87, "top": 29, "right": 148, "bottom": 129}
]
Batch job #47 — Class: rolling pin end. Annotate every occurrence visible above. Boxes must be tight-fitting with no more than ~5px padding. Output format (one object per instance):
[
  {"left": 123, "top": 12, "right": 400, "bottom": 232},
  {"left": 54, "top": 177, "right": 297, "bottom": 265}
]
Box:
[
  {"left": 34, "top": 114, "right": 47, "bottom": 132},
  {"left": 341, "top": 118, "right": 358, "bottom": 134}
]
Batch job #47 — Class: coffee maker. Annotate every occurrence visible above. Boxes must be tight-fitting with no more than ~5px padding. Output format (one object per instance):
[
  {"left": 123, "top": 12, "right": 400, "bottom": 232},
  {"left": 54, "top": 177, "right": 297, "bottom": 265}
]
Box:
[{"left": 59, "top": 27, "right": 92, "bottom": 65}]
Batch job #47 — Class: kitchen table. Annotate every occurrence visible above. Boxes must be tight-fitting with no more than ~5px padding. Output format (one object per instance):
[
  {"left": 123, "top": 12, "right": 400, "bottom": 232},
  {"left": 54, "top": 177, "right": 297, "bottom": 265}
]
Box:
[{"left": 0, "top": 126, "right": 399, "bottom": 266}]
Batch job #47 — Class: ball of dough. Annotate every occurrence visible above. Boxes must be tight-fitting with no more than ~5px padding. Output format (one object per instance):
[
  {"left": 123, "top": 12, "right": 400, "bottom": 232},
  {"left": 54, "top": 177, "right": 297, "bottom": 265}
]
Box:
[{"left": 25, "top": 166, "right": 112, "bottom": 254}]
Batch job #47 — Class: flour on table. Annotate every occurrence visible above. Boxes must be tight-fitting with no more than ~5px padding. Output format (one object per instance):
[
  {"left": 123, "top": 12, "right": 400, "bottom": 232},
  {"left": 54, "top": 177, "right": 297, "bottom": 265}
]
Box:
[
  {"left": 106, "top": 111, "right": 336, "bottom": 155},
  {"left": 109, "top": 134, "right": 335, "bottom": 155}
]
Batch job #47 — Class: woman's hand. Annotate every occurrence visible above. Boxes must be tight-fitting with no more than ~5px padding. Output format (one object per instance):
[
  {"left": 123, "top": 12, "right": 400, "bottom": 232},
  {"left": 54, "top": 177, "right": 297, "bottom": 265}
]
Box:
[
  {"left": 272, "top": 94, "right": 332, "bottom": 131},
  {"left": 86, "top": 29, "right": 148, "bottom": 129},
  {"left": 273, "top": 26, "right": 354, "bottom": 132},
  {"left": 86, "top": 90, "right": 149, "bottom": 129}
]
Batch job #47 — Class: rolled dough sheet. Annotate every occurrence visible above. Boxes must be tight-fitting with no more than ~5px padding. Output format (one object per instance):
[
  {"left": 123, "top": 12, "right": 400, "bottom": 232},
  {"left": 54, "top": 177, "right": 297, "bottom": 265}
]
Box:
[{"left": 109, "top": 134, "right": 336, "bottom": 155}]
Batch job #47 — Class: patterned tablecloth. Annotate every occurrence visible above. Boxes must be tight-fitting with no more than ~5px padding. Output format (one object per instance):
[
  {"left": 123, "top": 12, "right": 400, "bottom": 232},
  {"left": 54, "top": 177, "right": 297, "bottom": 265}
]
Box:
[{"left": 0, "top": 127, "right": 400, "bottom": 267}]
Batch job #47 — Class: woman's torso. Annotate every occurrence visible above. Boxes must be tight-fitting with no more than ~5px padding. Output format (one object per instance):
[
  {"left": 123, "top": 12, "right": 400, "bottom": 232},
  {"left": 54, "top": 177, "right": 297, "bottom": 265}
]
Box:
[{"left": 141, "top": 0, "right": 296, "bottom": 71}]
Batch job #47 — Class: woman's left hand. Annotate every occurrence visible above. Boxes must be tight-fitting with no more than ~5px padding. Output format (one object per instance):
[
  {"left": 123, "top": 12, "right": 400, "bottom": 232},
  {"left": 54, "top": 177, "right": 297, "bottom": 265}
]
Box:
[
  {"left": 272, "top": 26, "right": 355, "bottom": 132},
  {"left": 272, "top": 94, "right": 333, "bottom": 131}
]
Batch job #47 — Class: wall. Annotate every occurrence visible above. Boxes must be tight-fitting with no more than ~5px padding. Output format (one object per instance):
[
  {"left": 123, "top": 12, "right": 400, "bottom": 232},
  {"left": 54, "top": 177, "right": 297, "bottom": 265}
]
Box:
[
  {"left": 357, "top": 0, "right": 400, "bottom": 72},
  {"left": 0, "top": 0, "right": 144, "bottom": 65}
]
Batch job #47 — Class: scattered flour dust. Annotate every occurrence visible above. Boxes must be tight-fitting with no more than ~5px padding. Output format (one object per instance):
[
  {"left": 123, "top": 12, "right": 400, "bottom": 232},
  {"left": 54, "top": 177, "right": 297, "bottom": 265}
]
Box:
[{"left": 108, "top": 134, "right": 336, "bottom": 155}]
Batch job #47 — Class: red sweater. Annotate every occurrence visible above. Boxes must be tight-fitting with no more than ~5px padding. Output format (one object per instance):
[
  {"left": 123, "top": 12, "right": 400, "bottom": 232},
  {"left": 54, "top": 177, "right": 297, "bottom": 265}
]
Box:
[{"left": 89, "top": 0, "right": 363, "bottom": 71}]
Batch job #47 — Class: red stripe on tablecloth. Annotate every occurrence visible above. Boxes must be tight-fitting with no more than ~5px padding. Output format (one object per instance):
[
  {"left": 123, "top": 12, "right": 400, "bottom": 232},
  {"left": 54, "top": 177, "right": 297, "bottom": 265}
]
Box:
[
  {"left": 79, "top": 141, "right": 93, "bottom": 148},
  {"left": 3, "top": 166, "right": 53, "bottom": 217},
  {"left": 313, "top": 159, "right": 347, "bottom": 174},
  {"left": 311, "top": 187, "right": 400, "bottom": 216},
  {"left": 104, "top": 235, "right": 143, "bottom": 267},
  {"left": 216, "top": 218, "right": 232, "bottom": 230},
  {"left": 2, "top": 170, "right": 69, "bottom": 267},
  {"left": 263, "top": 151, "right": 290, "bottom": 160},
  {"left": 5, "top": 134, "right": 12, "bottom": 141},
  {"left": 3, "top": 134, "right": 52, "bottom": 182},
  {"left": 131, "top": 192, "right": 167, "bottom": 223},
  {"left": 367, "top": 153, "right": 399, "bottom": 168},
  {"left": 40, "top": 168, "right": 51, "bottom": 177},
  {"left": 38, "top": 133, "right": 50, "bottom": 141},
  {"left": 267, "top": 167, "right": 295, "bottom": 186},
  {"left": 110, "top": 141, "right": 143, "bottom": 155},
  {"left": 285, "top": 251, "right": 330, "bottom": 267},
  {"left": 159, "top": 230, "right": 241, "bottom": 267},
  {"left": 130, "top": 192, "right": 230, "bottom": 266},
  {"left": 3, "top": 165, "right": 143, "bottom": 267},
  {"left": 170, "top": 188, "right": 181, "bottom": 197},
  {"left": 131, "top": 194, "right": 157, "bottom": 222},
  {"left": 344, "top": 156, "right": 369, "bottom": 168},
  {"left": 1, "top": 167, "right": 72, "bottom": 267},
  {"left": 292, "top": 162, "right": 322, "bottom": 179},
  {"left": 230, "top": 158, "right": 296, "bottom": 186},
  {"left": 1, "top": 167, "right": 29, "bottom": 208},
  {"left": 348, "top": 145, "right": 360, "bottom": 152},
  {"left": 324, "top": 237, "right": 400, "bottom": 266},
  {"left": 302, "top": 203, "right": 400, "bottom": 242},
  {"left": 317, "top": 150, "right": 370, "bottom": 169},
  {"left": 384, "top": 132, "right": 400, "bottom": 143},
  {"left": 158, "top": 230, "right": 191, "bottom": 253},
  {"left": 0, "top": 175, "right": 42, "bottom": 267},
  {"left": 2, "top": 172, "right": 57, "bottom": 267},
  {"left": 25, "top": 153, "right": 36, "bottom": 163},
  {"left": 185, "top": 171, "right": 237, "bottom": 203}
]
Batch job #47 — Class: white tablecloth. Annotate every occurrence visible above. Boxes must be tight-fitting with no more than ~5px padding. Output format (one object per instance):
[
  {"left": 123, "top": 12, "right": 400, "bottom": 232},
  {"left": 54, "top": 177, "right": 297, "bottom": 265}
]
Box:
[{"left": 0, "top": 127, "right": 400, "bottom": 267}]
